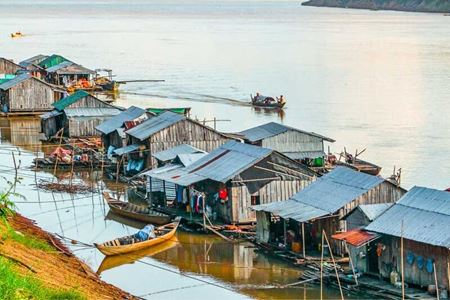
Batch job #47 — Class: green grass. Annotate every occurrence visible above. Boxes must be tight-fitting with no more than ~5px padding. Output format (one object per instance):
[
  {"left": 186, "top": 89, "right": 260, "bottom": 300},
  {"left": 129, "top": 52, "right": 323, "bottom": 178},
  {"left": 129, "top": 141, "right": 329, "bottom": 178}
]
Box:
[
  {"left": 1, "top": 225, "right": 54, "bottom": 252},
  {"left": 0, "top": 257, "right": 85, "bottom": 300}
]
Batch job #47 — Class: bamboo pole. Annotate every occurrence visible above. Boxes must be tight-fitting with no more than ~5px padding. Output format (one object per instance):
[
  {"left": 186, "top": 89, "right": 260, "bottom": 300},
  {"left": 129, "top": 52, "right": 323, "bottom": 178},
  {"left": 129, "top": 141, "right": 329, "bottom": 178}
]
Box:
[
  {"left": 323, "top": 230, "right": 344, "bottom": 300},
  {"left": 69, "top": 140, "right": 75, "bottom": 188},
  {"left": 320, "top": 231, "right": 324, "bottom": 300},
  {"left": 401, "top": 220, "right": 405, "bottom": 300},
  {"left": 344, "top": 241, "right": 358, "bottom": 285},
  {"left": 302, "top": 222, "right": 306, "bottom": 258},
  {"left": 434, "top": 262, "right": 440, "bottom": 300},
  {"left": 53, "top": 128, "right": 64, "bottom": 178}
]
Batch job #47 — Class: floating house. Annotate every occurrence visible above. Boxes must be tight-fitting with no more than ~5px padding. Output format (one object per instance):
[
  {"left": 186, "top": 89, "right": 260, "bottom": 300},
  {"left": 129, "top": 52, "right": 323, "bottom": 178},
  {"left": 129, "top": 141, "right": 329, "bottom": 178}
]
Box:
[
  {"left": 362, "top": 187, "right": 450, "bottom": 290},
  {"left": 152, "top": 144, "right": 206, "bottom": 167},
  {"left": 19, "top": 55, "right": 48, "bottom": 78},
  {"left": 41, "top": 90, "right": 121, "bottom": 138},
  {"left": 142, "top": 141, "right": 316, "bottom": 224},
  {"left": 0, "top": 57, "right": 24, "bottom": 75},
  {"left": 124, "top": 110, "right": 231, "bottom": 169},
  {"left": 238, "top": 122, "right": 335, "bottom": 164},
  {"left": 0, "top": 73, "right": 65, "bottom": 114},
  {"left": 96, "top": 106, "right": 148, "bottom": 150},
  {"left": 252, "top": 167, "right": 406, "bottom": 255}
]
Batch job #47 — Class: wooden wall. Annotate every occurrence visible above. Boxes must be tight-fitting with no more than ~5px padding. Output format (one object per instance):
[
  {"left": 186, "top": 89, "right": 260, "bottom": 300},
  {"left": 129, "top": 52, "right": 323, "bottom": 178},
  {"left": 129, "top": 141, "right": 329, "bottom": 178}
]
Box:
[
  {"left": 7, "top": 78, "right": 58, "bottom": 112},
  {"left": 66, "top": 95, "right": 111, "bottom": 109},
  {"left": 67, "top": 116, "right": 113, "bottom": 137},
  {"left": 227, "top": 178, "right": 311, "bottom": 224},
  {"left": 377, "top": 237, "right": 450, "bottom": 290},
  {"left": 261, "top": 130, "right": 325, "bottom": 153},
  {"left": 103, "top": 130, "right": 125, "bottom": 149},
  {"left": 145, "top": 119, "right": 230, "bottom": 168},
  {"left": 0, "top": 58, "right": 22, "bottom": 74}
]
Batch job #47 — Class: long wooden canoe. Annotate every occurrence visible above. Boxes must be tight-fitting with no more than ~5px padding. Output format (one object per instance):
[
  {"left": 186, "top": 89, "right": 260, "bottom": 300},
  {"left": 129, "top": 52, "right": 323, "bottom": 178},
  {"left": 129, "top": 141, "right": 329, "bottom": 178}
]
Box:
[
  {"left": 337, "top": 158, "right": 381, "bottom": 176},
  {"left": 103, "top": 192, "right": 171, "bottom": 225},
  {"left": 94, "top": 218, "right": 181, "bottom": 256}
]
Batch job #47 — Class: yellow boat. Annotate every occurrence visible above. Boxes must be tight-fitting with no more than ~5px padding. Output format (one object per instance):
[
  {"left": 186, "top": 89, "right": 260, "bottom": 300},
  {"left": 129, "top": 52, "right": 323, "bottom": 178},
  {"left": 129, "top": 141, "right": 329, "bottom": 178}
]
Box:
[
  {"left": 94, "top": 218, "right": 181, "bottom": 256},
  {"left": 11, "top": 32, "right": 23, "bottom": 38},
  {"left": 96, "top": 236, "right": 178, "bottom": 274}
]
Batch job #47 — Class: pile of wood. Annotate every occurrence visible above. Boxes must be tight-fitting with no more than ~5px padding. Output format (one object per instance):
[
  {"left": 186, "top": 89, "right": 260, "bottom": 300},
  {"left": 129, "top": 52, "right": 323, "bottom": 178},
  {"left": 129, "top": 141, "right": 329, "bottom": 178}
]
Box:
[{"left": 36, "top": 180, "right": 96, "bottom": 194}]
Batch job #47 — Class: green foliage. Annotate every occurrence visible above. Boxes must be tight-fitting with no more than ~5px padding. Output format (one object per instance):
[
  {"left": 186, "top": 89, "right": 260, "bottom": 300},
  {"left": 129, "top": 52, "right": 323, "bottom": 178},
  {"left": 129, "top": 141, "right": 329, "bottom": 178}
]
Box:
[{"left": 0, "top": 257, "right": 85, "bottom": 300}]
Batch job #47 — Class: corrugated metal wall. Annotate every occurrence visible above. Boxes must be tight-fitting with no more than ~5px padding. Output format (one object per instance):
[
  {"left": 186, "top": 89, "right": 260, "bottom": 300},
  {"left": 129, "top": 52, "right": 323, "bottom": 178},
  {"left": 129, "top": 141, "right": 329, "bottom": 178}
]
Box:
[{"left": 261, "top": 130, "right": 324, "bottom": 153}]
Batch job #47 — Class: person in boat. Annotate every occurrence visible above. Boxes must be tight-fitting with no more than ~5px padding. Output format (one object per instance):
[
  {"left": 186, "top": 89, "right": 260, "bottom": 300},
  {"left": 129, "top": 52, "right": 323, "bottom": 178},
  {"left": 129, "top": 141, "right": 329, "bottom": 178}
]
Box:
[
  {"left": 276, "top": 95, "right": 286, "bottom": 105},
  {"left": 253, "top": 92, "right": 261, "bottom": 103},
  {"left": 133, "top": 224, "right": 156, "bottom": 241}
]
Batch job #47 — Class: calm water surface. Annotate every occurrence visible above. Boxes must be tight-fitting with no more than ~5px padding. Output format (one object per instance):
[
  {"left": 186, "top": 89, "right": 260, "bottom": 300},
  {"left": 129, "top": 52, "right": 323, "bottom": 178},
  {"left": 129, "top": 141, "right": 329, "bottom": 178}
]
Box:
[{"left": 0, "top": 1, "right": 449, "bottom": 298}]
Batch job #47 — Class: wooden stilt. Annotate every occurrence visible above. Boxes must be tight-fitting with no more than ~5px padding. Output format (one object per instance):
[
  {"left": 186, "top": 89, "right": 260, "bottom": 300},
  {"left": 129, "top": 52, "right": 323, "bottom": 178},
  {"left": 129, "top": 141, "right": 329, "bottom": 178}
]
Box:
[
  {"left": 320, "top": 231, "right": 324, "bottom": 300},
  {"left": 344, "top": 241, "right": 358, "bottom": 285},
  {"left": 323, "top": 230, "right": 344, "bottom": 300},
  {"left": 302, "top": 222, "right": 306, "bottom": 258},
  {"left": 434, "top": 262, "right": 440, "bottom": 300}
]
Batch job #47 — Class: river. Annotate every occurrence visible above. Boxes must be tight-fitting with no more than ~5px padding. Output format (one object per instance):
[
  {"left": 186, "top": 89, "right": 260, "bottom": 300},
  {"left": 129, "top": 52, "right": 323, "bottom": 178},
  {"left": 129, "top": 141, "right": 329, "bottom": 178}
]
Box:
[{"left": 0, "top": 1, "right": 449, "bottom": 298}]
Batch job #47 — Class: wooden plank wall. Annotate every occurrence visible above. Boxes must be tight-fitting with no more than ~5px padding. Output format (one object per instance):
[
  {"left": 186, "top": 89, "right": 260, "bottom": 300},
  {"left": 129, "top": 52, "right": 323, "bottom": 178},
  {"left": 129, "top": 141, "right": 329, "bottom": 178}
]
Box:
[
  {"left": 147, "top": 119, "right": 230, "bottom": 168},
  {"left": 0, "top": 58, "right": 22, "bottom": 74},
  {"left": 66, "top": 95, "right": 111, "bottom": 109},
  {"left": 262, "top": 130, "right": 325, "bottom": 153},
  {"left": 68, "top": 116, "right": 112, "bottom": 137},
  {"left": 8, "top": 78, "right": 56, "bottom": 112}
]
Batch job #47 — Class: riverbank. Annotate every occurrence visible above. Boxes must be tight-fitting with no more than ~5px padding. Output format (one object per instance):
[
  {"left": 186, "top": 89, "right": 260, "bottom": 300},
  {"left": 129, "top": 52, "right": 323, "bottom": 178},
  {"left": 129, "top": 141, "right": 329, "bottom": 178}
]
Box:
[
  {"left": 302, "top": 0, "right": 450, "bottom": 13},
  {"left": 0, "top": 213, "right": 134, "bottom": 300}
]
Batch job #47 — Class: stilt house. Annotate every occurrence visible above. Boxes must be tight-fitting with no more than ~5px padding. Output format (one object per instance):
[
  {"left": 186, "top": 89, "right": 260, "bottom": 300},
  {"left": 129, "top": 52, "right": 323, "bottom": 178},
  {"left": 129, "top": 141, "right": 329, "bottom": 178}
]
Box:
[
  {"left": 0, "top": 73, "right": 64, "bottom": 113},
  {"left": 40, "top": 90, "right": 121, "bottom": 138},
  {"left": 238, "top": 122, "right": 335, "bottom": 165},
  {"left": 363, "top": 187, "right": 450, "bottom": 290},
  {"left": 96, "top": 106, "right": 148, "bottom": 150},
  {"left": 123, "top": 110, "right": 232, "bottom": 170},
  {"left": 142, "top": 141, "right": 316, "bottom": 224},
  {"left": 252, "top": 166, "right": 406, "bottom": 255}
]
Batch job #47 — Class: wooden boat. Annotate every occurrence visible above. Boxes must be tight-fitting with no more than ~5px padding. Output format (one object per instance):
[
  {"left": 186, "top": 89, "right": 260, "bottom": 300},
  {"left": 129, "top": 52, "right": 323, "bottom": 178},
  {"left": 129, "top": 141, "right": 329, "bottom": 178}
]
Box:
[
  {"left": 96, "top": 236, "right": 178, "bottom": 274},
  {"left": 336, "top": 158, "right": 381, "bottom": 176},
  {"left": 11, "top": 32, "right": 23, "bottom": 38},
  {"left": 250, "top": 94, "right": 286, "bottom": 109},
  {"left": 94, "top": 218, "right": 181, "bottom": 256},
  {"left": 103, "top": 192, "right": 171, "bottom": 225}
]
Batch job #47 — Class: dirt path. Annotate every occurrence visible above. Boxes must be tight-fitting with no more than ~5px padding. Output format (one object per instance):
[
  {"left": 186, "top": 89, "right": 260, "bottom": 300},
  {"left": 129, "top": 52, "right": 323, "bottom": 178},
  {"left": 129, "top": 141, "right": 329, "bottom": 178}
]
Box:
[{"left": 0, "top": 213, "right": 136, "bottom": 300}]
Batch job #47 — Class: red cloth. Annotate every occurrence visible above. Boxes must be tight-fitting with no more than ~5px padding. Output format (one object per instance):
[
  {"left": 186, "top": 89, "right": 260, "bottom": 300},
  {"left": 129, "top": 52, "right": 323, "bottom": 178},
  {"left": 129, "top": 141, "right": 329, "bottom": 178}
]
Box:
[{"left": 219, "top": 188, "right": 228, "bottom": 200}]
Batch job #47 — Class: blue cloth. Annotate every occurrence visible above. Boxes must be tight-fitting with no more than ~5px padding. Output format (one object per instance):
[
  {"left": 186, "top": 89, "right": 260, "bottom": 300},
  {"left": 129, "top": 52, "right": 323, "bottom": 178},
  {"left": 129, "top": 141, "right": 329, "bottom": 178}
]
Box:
[
  {"left": 416, "top": 256, "right": 424, "bottom": 270},
  {"left": 406, "top": 251, "right": 415, "bottom": 265},
  {"left": 134, "top": 225, "right": 155, "bottom": 241},
  {"left": 426, "top": 258, "right": 434, "bottom": 273}
]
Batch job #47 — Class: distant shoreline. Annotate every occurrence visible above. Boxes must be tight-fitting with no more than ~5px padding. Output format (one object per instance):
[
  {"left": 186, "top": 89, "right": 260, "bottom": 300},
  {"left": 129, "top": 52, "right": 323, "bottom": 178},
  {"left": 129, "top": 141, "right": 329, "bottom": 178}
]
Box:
[{"left": 302, "top": 0, "right": 450, "bottom": 14}]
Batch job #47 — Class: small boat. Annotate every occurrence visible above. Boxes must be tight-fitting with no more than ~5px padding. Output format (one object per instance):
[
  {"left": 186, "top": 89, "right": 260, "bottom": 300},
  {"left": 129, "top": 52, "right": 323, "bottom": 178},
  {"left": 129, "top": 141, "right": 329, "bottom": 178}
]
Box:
[
  {"left": 94, "top": 218, "right": 181, "bottom": 256},
  {"left": 96, "top": 236, "right": 178, "bottom": 274},
  {"left": 337, "top": 157, "right": 381, "bottom": 176},
  {"left": 11, "top": 32, "right": 23, "bottom": 38},
  {"left": 103, "top": 192, "right": 171, "bottom": 225},
  {"left": 250, "top": 93, "right": 286, "bottom": 109}
]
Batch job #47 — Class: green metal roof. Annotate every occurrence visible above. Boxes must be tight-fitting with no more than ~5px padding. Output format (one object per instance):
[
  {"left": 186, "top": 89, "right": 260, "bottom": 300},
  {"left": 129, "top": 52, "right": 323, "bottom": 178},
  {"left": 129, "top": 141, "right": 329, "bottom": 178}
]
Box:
[
  {"left": 39, "top": 54, "right": 70, "bottom": 69},
  {"left": 0, "top": 74, "right": 15, "bottom": 85},
  {"left": 52, "top": 90, "right": 89, "bottom": 111},
  {"left": 147, "top": 107, "right": 190, "bottom": 115}
]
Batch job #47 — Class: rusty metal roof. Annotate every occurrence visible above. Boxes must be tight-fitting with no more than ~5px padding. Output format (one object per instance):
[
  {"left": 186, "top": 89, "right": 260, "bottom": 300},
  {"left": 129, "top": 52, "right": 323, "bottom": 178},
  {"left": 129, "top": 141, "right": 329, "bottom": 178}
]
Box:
[
  {"left": 332, "top": 229, "right": 380, "bottom": 248},
  {"left": 365, "top": 186, "right": 450, "bottom": 248}
]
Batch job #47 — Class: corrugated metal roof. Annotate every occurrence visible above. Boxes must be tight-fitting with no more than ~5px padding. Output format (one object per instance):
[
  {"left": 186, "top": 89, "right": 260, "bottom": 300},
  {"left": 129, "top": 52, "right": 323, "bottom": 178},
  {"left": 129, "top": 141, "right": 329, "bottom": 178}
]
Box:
[
  {"left": 114, "top": 144, "right": 141, "bottom": 156},
  {"left": 19, "top": 54, "right": 48, "bottom": 67},
  {"left": 252, "top": 167, "right": 385, "bottom": 222},
  {"left": 283, "top": 151, "right": 326, "bottom": 160},
  {"left": 0, "top": 73, "right": 31, "bottom": 90},
  {"left": 365, "top": 186, "right": 450, "bottom": 248},
  {"left": 45, "top": 61, "right": 74, "bottom": 73},
  {"left": 153, "top": 144, "right": 206, "bottom": 162},
  {"left": 358, "top": 203, "right": 393, "bottom": 221},
  {"left": 332, "top": 229, "right": 380, "bottom": 247},
  {"left": 64, "top": 107, "right": 121, "bottom": 118},
  {"left": 96, "top": 106, "right": 146, "bottom": 134},
  {"left": 239, "top": 122, "right": 335, "bottom": 143},
  {"left": 126, "top": 110, "right": 185, "bottom": 141},
  {"left": 39, "top": 54, "right": 71, "bottom": 69},
  {"left": 40, "top": 110, "right": 63, "bottom": 120},
  {"left": 176, "top": 153, "right": 207, "bottom": 167},
  {"left": 142, "top": 141, "right": 273, "bottom": 186},
  {"left": 52, "top": 90, "right": 89, "bottom": 111}
]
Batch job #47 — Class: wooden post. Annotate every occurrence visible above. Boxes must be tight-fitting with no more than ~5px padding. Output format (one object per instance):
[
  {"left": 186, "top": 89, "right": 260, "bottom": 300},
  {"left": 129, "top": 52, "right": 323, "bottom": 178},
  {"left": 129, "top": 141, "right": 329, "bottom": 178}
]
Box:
[
  {"left": 69, "top": 140, "right": 75, "bottom": 188},
  {"left": 203, "top": 193, "right": 206, "bottom": 231},
  {"left": 301, "top": 222, "right": 306, "bottom": 258},
  {"left": 53, "top": 128, "right": 64, "bottom": 178},
  {"left": 213, "top": 117, "right": 216, "bottom": 130},
  {"left": 401, "top": 220, "right": 405, "bottom": 300},
  {"left": 320, "top": 231, "right": 324, "bottom": 300},
  {"left": 323, "top": 230, "right": 344, "bottom": 300},
  {"left": 344, "top": 241, "right": 358, "bottom": 285},
  {"left": 163, "top": 180, "right": 167, "bottom": 207},
  {"left": 434, "top": 262, "right": 440, "bottom": 300},
  {"left": 148, "top": 177, "right": 153, "bottom": 207},
  {"left": 447, "top": 258, "right": 450, "bottom": 296},
  {"left": 283, "top": 219, "right": 287, "bottom": 247}
]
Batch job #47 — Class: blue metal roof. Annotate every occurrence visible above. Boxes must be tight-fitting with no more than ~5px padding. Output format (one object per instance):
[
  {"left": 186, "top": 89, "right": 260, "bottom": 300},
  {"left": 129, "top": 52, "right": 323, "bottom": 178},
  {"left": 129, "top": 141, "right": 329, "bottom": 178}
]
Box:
[
  {"left": 0, "top": 73, "right": 31, "bottom": 90},
  {"left": 64, "top": 107, "right": 121, "bottom": 118},
  {"left": 358, "top": 203, "right": 393, "bottom": 221},
  {"left": 114, "top": 144, "right": 141, "bottom": 156},
  {"left": 152, "top": 144, "right": 206, "bottom": 162},
  {"left": 252, "top": 166, "right": 385, "bottom": 222},
  {"left": 365, "top": 186, "right": 450, "bottom": 247},
  {"left": 96, "top": 106, "right": 146, "bottom": 135},
  {"left": 126, "top": 111, "right": 185, "bottom": 141},
  {"left": 19, "top": 54, "right": 48, "bottom": 67},
  {"left": 239, "top": 122, "right": 334, "bottom": 143}
]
